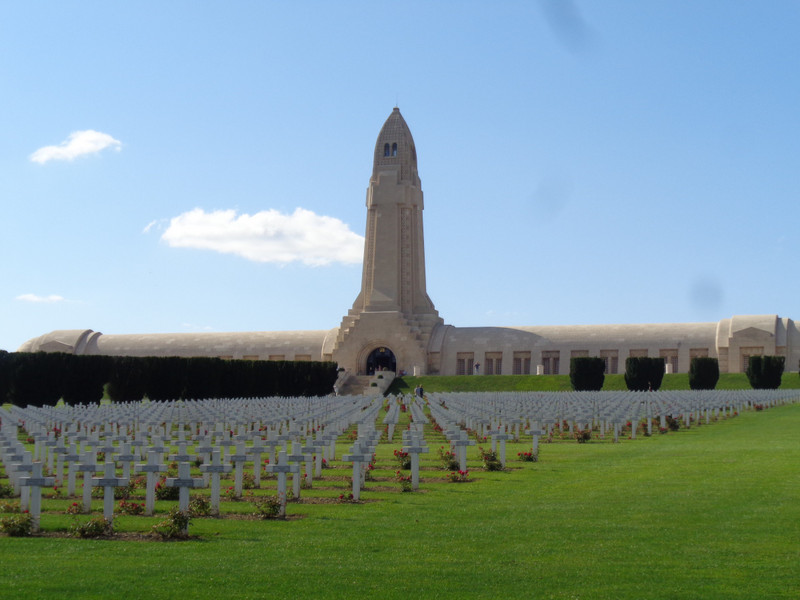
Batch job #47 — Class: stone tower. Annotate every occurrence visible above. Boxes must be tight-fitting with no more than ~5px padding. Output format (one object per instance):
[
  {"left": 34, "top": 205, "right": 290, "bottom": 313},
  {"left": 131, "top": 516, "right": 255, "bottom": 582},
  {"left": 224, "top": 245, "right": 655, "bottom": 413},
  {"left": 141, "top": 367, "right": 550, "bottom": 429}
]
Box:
[{"left": 332, "top": 108, "right": 444, "bottom": 375}]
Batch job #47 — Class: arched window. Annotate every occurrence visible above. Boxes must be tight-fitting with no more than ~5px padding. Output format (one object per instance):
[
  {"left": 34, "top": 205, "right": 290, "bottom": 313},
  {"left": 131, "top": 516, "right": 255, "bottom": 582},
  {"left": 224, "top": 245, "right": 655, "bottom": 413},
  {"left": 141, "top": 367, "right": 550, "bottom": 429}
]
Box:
[
  {"left": 383, "top": 143, "right": 390, "bottom": 157},
  {"left": 391, "top": 143, "right": 398, "bottom": 156}
]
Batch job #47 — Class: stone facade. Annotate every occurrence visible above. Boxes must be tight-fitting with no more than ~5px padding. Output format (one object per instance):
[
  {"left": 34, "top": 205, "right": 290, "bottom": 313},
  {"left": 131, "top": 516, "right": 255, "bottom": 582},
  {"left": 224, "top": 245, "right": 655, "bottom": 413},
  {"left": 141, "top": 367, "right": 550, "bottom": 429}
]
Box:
[{"left": 19, "top": 109, "right": 800, "bottom": 376}]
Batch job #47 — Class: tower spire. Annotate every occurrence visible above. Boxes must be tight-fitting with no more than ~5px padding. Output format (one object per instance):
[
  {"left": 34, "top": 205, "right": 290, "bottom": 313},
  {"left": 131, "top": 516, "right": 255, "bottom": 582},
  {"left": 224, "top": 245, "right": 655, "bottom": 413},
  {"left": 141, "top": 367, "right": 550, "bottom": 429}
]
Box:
[
  {"left": 353, "top": 107, "right": 435, "bottom": 316},
  {"left": 333, "top": 108, "right": 443, "bottom": 375}
]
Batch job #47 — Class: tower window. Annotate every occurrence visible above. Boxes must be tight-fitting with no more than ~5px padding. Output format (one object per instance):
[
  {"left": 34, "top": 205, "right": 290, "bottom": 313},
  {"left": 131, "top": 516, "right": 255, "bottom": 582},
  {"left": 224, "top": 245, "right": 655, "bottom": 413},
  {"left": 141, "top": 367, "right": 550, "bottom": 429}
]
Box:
[
  {"left": 383, "top": 143, "right": 390, "bottom": 157},
  {"left": 391, "top": 143, "right": 397, "bottom": 156}
]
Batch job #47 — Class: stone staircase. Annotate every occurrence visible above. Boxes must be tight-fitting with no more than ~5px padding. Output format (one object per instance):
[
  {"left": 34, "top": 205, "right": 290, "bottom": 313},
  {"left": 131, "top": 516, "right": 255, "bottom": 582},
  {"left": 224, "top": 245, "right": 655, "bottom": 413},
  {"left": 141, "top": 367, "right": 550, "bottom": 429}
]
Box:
[
  {"left": 336, "top": 372, "right": 395, "bottom": 396},
  {"left": 333, "top": 310, "right": 442, "bottom": 354},
  {"left": 337, "top": 375, "right": 371, "bottom": 396}
]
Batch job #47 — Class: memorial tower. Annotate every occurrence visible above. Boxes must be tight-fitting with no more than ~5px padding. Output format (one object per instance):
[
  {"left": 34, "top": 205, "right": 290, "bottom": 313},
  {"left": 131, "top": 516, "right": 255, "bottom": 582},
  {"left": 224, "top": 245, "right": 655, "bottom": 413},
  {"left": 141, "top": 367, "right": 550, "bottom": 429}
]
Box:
[{"left": 332, "top": 108, "right": 445, "bottom": 375}]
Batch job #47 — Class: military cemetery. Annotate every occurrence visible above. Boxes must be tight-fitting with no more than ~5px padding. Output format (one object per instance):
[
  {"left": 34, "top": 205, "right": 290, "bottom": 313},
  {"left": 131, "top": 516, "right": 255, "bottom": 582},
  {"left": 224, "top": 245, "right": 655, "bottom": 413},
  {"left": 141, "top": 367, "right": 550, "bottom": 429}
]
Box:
[
  {"left": 0, "top": 387, "right": 798, "bottom": 598},
  {"left": 2, "top": 104, "right": 799, "bottom": 598},
  {"left": 4, "top": 3, "right": 800, "bottom": 593}
]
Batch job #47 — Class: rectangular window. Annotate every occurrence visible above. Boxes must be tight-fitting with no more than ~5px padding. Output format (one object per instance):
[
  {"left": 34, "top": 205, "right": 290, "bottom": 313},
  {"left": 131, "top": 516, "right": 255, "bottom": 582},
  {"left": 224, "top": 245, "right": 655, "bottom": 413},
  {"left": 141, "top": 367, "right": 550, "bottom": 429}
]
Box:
[
  {"left": 294, "top": 354, "right": 311, "bottom": 362},
  {"left": 629, "top": 349, "right": 648, "bottom": 358},
  {"left": 600, "top": 350, "right": 619, "bottom": 374},
  {"left": 242, "top": 354, "right": 259, "bottom": 360},
  {"left": 659, "top": 349, "right": 678, "bottom": 374},
  {"left": 513, "top": 351, "right": 531, "bottom": 375},
  {"left": 456, "top": 352, "right": 474, "bottom": 376},
  {"left": 542, "top": 351, "right": 560, "bottom": 375},
  {"left": 689, "top": 348, "right": 709, "bottom": 359},
  {"left": 570, "top": 350, "right": 589, "bottom": 358},
  {"left": 268, "top": 354, "right": 285, "bottom": 361},
  {"left": 485, "top": 352, "right": 502, "bottom": 375}
]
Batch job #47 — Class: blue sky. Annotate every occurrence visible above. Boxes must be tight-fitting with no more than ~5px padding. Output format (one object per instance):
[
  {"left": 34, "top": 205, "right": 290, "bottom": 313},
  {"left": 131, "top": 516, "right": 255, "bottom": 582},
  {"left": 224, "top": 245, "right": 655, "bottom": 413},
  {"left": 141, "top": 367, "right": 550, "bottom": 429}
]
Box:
[{"left": 2, "top": 1, "right": 798, "bottom": 352}]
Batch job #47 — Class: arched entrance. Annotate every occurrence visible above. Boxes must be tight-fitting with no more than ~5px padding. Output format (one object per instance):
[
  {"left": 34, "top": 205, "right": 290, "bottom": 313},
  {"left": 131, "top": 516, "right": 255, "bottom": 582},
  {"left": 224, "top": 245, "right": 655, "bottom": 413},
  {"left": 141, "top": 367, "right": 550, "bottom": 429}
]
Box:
[{"left": 366, "top": 346, "right": 396, "bottom": 375}]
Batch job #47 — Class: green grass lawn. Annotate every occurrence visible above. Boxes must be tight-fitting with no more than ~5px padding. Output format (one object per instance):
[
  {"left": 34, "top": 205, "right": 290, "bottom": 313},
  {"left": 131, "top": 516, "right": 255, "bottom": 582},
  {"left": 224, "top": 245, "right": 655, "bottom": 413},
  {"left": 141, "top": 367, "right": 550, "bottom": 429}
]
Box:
[
  {"left": 1, "top": 401, "right": 798, "bottom": 599},
  {"left": 388, "top": 372, "right": 800, "bottom": 394}
]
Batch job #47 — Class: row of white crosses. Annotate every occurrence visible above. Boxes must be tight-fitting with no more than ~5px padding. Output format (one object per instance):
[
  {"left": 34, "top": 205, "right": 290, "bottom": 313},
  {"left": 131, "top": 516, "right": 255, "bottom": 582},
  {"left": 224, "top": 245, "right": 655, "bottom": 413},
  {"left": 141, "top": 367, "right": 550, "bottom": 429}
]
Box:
[
  {"left": 427, "top": 399, "right": 475, "bottom": 471},
  {"left": 0, "top": 416, "right": 124, "bottom": 531},
  {"left": 341, "top": 400, "right": 385, "bottom": 500},
  {"left": 427, "top": 389, "right": 800, "bottom": 456},
  {"left": 382, "top": 397, "right": 401, "bottom": 441},
  {"left": 4, "top": 388, "right": 796, "bottom": 532},
  {"left": 2, "top": 395, "right": 381, "bottom": 530}
]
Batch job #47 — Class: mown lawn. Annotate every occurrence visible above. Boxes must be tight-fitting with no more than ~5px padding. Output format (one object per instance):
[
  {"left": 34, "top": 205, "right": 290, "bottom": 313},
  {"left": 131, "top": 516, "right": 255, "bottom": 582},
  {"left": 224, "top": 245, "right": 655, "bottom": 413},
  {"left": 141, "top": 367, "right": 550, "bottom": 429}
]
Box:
[
  {"left": 1, "top": 401, "right": 798, "bottom": 599},
  {"left": 389, "top": 372, "right": 800, "bottom": 394}
]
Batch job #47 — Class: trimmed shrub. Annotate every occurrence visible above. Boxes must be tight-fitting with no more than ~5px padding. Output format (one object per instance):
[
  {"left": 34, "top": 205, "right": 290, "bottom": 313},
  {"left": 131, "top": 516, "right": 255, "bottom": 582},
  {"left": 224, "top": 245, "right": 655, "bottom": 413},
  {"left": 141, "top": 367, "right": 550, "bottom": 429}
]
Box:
[
  {"left": 182, "top": 357, "right": 222, "bottom": 400},
  {"left": 746, "top": 355, "right": 784, "bottom": 389},
  {"left": 107, "top": 356, "right": 148, "bottom": 402},
  {"left": 569, "top": 357, "right": 605, "bottom": 391},
  {"left": 145, "top": 356, "right": 187, "bottom": 401},
  {"left": 62, "top": 354, "right": 112, "bottom": 405},
  {"left": 689, "top": 357, "right": 720, "bottom": 390},
  {"left": 9, "top": 352, "right": 66, "bottom": 407},
  {"left": 624, "top": 357, "right": 665, "bottom": 391}
]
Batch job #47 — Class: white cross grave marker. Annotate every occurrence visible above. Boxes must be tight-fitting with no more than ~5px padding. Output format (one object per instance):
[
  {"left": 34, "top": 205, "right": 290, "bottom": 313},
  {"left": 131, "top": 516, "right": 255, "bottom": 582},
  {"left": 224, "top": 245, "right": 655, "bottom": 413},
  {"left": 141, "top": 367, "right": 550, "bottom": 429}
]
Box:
[
  {"left": 91, "top": 461, "right": 129, "bottom": 523},
  {"left": 76, "top": 450, "right": 101, "bottom": 513},
  {"left": 263, "top": 450, "right": 299, "bottom": 517},
  {"left": 165, "top": 462, "right": 204, "bottom": 524},
  {"left": 134, "top": 450, "right": 168, "bottom": 516},
  {"left": 199, "top": 450, "right": 232, "bottom": 515},
  {"left": 19, "top": 461, "right": 55, "bottom": 532}
]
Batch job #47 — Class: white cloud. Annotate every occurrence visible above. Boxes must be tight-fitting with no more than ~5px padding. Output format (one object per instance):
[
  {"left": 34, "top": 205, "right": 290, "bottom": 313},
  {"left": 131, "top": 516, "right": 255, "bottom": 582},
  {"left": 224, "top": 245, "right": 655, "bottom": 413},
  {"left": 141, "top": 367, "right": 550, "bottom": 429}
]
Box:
[
  {"left": 30, "top": 130, "right": 122, "bottom": 164},
  {"left": 161, "top": 207, "right": 364, "bottom": 266},
  {"left": 16, "top": 294, "right": 65, "bottom": 303},
  {"left": 142, "top": 220, "right": 158, "bottom": 234}
]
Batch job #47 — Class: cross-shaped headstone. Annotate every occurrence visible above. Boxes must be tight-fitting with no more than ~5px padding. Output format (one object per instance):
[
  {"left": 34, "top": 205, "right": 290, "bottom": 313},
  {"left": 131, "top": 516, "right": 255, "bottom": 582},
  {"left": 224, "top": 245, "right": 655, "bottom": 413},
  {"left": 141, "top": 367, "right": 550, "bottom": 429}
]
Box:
[
  {"left": 341, "top": 445, "right": 372, "bottom": 501},
  {"left": 199, "top": 450, "right": 232, "bottom": 515},
  {"left": 165, "top": 462, "right": 204, "bottom": 527},
  {"left": 10, "top": 451, "right": 33, "bottom": 504},
  {"left": 285, "top": 441, "right": 311, "bottom": 499},
  {"left": 169, "top": 441, "right": 194, "bottom": 464},
  {"left": 248, "top": 436, "right": 269, "bottom": 488},
  {"left": 114, "top": 442, "right": 138, "bottom": 480},
  {"left": 194, "top": 436, "right": 215, "bottom": 485},
  {"left": 51, "top": 436, "right": 69, "bottom": 485},
  {"left": 63, "top": 443, "right": 82, "bottom": 496},
  {"left": 129, "top": 432, "right": 147, "bottom": 459},
  {"left": 450, "top": 433, "right": 475, "bottom": 472},
  {"left": 401, "top": 440, "right": 429, "bottom": 491},
  {"left": 487, "top": 428, "right": 511, "bottom": 468},
  {"left": 263, "top": 450, "right": 299, "bottom": 517},
  {"left": 229, "top": 441, "right": 250, "bottom": 498},
  {"left": 91, "top": 461, "right": 129, "bottom": 523},
  {"left": 525, "top": 425, "right": 545, "bottom": 458},
  {"left": 19, "top": 461, "right": 55, "bottom": 532},
  {"left": 76, "top": 450, "right": 102, "bottom": 513},
  {"left": 300, "top": 438, "right": 319, "bottom": 487},
  {"left": 134, "top": 450, "right": 169, "bottom": 515}
]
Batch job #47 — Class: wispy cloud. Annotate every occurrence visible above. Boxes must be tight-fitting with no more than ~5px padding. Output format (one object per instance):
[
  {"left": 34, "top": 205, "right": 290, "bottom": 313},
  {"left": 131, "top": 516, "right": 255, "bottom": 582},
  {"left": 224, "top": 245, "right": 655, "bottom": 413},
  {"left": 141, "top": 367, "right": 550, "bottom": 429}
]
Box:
[
  {"left": 161, "top": 207, "right": 364, "bottom": 266},
  {"left": 16, "top": 293, "right": 65, "bottom": 303},
  {"left": 30, "top": 130, "right": 122, "bottom": 164}
]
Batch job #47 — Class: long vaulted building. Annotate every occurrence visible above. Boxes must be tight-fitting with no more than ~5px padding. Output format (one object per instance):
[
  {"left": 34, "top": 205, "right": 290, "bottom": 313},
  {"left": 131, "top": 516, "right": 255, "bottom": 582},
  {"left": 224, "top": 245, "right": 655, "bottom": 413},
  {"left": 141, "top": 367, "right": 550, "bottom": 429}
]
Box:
[{"left": 20, "top": 108, "right": 800, "bottom": 377}]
